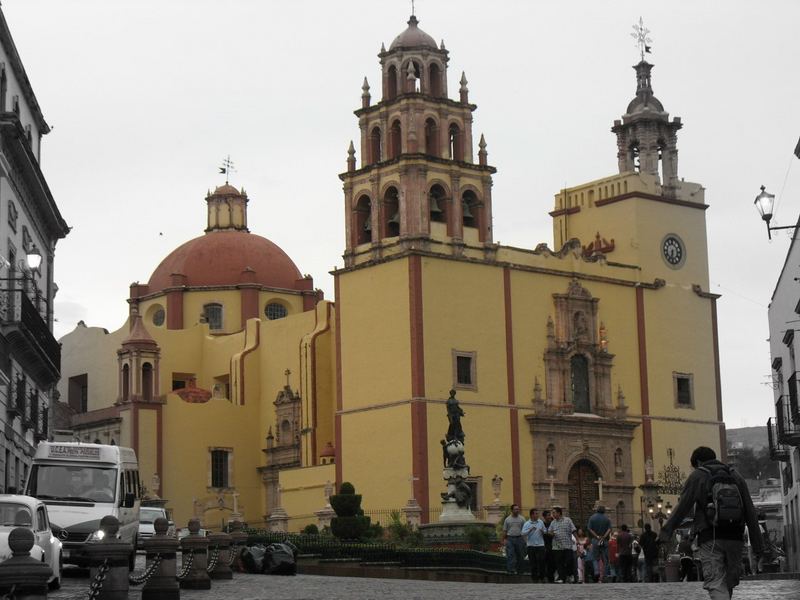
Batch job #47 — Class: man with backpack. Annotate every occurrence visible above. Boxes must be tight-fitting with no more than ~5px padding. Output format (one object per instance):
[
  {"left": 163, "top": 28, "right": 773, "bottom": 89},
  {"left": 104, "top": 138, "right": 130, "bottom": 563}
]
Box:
[{"left": 659, "top": 446, "right": 763, "bottom": 600}]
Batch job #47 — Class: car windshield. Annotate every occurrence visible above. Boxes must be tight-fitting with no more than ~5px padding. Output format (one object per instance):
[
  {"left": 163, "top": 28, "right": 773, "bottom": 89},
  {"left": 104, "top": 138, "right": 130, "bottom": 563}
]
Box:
[
  {"left": 139, "top": 509, "right": 164, "bottom": 524},
  {"left": 26, "top": 464, "right": 117, "bottom": 503},
  {"left": 0, "top": 503, "right": 32, "bottom": 527}
]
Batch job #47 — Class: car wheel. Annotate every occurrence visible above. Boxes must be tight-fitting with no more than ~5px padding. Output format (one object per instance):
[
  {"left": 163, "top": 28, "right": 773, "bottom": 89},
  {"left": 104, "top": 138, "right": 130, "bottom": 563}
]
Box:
[{"left": 48, "top": 552, "right": 62, "bottom": 590}]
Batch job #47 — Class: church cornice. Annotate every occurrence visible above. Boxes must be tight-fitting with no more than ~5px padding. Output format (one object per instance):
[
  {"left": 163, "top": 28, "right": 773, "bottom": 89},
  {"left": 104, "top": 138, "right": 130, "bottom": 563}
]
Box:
[
  {"left": 128, "top": 282, "right": 313, "bottom": 304},
  {"left": 354, "top": 94, "right": 476, "bottom": 117},
  {"left": 339, "top": 153, "right": 495, "bottom": 181},
  {"left": 594, "top": 191, "right": 708, "bottom": 211}
]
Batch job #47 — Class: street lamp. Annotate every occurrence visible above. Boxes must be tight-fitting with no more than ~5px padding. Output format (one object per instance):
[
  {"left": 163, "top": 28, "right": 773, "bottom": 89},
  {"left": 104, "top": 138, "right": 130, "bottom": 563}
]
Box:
[{"left": 754, "top": 185, "right": 796, "bottom": 240}]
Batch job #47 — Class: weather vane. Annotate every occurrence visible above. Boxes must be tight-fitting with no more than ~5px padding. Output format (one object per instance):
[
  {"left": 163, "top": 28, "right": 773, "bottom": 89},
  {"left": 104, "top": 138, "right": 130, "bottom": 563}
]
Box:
[
  {"left": 219, "top": 155, "right": 235, "bottom": 185},
  {"left": 630, "top": 16, "right": 653, "bottom": 62}
]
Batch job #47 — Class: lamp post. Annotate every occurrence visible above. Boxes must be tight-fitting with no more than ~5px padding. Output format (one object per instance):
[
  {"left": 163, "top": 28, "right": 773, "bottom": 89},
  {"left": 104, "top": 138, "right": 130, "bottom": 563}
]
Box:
[{"left": 754, "top": 185, "right": 797, "bottom": 239}]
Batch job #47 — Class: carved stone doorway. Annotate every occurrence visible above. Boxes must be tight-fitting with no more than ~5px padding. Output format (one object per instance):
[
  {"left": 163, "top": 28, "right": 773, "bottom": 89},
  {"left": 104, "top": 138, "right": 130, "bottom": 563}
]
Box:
[{"left": 568, "top": 459, "right": 599, "bottom": 527}]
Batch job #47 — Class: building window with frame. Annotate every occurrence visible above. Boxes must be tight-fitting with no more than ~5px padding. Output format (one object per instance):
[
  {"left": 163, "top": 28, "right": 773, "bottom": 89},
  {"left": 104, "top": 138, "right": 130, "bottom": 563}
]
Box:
[
  {"left": 673, "top": 372, "right": 694, "bottom": 408},
  {"left": 7, "top": 200, "right": 17, "bottom": 232},
  {"left": 203, "top": 303, "right": 223, "bottom": 331},
  {"left": 210, "top": 448, "right": 232, "bottom": 489},
  {"left": 265, "top": 302, "right": 288, "bottom": 320},
  {"left": 452, "top": 350, "right": 477, "bottom": 390}
]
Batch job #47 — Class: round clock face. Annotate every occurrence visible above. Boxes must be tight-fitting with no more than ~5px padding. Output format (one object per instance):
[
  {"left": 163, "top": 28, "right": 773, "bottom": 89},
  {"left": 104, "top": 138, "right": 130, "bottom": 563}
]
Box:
[{"left": 661, "top": 235, "right": 685, "bottom": 268}]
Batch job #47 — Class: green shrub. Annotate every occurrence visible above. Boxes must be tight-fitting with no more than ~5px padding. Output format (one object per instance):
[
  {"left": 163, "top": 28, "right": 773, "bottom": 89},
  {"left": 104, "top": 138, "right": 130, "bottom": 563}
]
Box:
[
  {"left": 302, "top": 523, "right": 319, "bottom": 535},
  {"left": 329, "top": 481, "right": 370, "bottom": 540},
  {"left": 364, "top": 521, "right": 384, "bottom": 540},
  {"left": 465, "top": 525, "right": 491, "bottom": 551},
  {"left": 339, "top": 481, "right": 356, "bottom": 495},
  {"left": 330, "top": 515, "right": 371, "bottom": 540},
  {"left": 330, "top": 494, "right": 363, "bottom": 517}
]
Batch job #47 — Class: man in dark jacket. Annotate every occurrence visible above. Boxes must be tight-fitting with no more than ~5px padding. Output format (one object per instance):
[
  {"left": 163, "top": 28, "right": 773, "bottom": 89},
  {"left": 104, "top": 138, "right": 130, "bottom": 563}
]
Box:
[
  {"left": 659, "top": 446, "right": 763, "bottom": 600},
  {"left": 639, "top": 523, "right": 659, "bottom": 581}
]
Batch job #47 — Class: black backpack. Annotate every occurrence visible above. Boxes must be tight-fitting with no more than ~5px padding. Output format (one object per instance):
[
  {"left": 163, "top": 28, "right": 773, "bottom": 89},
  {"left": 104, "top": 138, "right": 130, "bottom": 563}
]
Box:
[{"left": 698, "top": 462, "right": 744, "bottom": 528}]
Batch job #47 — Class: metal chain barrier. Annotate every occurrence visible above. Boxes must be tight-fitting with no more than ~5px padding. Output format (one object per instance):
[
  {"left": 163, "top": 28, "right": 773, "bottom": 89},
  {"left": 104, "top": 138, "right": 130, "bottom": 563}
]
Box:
[
  {"left": 227, "top": 545, "right": 239, "bottom": 567},
  {"left": 128, "top": 553, "right": 163, "bottom": 586},
  {"left": 176, "top": 550, "right": 194, "bottom": 581},
  {"left": 87, "top": 559, "right": 110, "bottom": 600},
  {"left": 205, "top": 546, "right": 220, "bottom": 573}
]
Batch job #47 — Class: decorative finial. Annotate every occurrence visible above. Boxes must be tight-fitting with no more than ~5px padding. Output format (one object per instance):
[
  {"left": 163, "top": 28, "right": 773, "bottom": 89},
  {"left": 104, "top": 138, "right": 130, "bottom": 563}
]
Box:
[
  {"left": 460, "top": 71, "right": 468, "bottom": 89},
  {"left": 478, "top": 134, "right": 487, "bottom": 166},
  {"left": 380, "top": 42, "right": 386, "bottom": 53},
  {"left": 459, "top": 71, "right": 469, "bottom": 103},
  {"left": 348, "top": 140, "right": 355, "bottom": 155},
  {"left": 411, "top": 0, "right": 415, "bottom": 17},
  {"left": 347, "top": 141, "right": 356, "bottom": 172},
  {"left": 219, "top": 155, "right": 235, "bottom": 185},
  {"left": 361, "top": 77, "right": 371, "bottom": 108},
  {"left": 440, "top": 39, "right": 446, "bottom": 50},
  {"left": 362, "top": 77, "right": 370, "bottom": 94},
  {"left": 630, "top": 16, "right": 653, "bottom": 62},
  {"left": 479, "top": 133, "right": 486, "bottom": 150}
]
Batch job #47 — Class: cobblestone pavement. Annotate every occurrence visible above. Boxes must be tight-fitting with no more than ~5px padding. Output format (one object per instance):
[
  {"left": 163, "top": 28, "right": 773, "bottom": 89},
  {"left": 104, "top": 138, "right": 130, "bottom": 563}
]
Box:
[{"left": 52, "top": 569, "right": 800, "bottom": 600}]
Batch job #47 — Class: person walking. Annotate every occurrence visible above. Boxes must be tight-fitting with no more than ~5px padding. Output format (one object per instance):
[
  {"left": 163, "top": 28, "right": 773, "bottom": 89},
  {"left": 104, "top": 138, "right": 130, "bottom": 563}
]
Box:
[
  {"left": 575, "top": 527, "right": 590, "bottom": 583},
  {"left": 502, "top": 504, "right": 527, "bottom": 575},
  {"left": 608, "top": 530, "right": 619, "bottom": 582},
  {"left": 549, "top": 506, "right": 576, "bottom": 583},
  {"left": 542, "top": 509, "right": 556, "bottom": 583},
  {"left": 587, "top": 504, "right": 612, "bottom": 582},
  {"left": 522, "top": 508, "right": 546, "bottom": 582},
  {"left": 659, "top": 446, "right": 763, "bottom": 600},
  {"left": 640, "top": 523, "right": 658, "bottom": 582},
  {"left": 616, "top": 524, "right": 633, "bottom": 582}
]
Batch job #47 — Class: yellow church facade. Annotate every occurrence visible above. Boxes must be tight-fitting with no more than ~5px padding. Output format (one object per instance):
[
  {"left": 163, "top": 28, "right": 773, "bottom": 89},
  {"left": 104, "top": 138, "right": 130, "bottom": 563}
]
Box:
[{"left": 58, "top": 16, "right": 724, "bottom": 532}]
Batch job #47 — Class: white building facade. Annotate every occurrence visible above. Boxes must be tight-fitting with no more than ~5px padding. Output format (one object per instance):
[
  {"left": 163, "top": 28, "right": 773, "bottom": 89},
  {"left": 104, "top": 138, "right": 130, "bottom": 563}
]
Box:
[
  {"left": 0, "top": 8, "right": 69, "bottom": 492},
  {"left": 767, "top": 219, "right": 800, "bottom": 572}
]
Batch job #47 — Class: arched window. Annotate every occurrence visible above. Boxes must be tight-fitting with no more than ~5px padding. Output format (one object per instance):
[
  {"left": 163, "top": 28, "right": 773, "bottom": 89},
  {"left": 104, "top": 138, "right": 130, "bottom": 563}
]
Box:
[
  {"left": 142, "top": 362, "right": 153, "bottom": 402},
  {"left": 429, "top": 63, "right": 441, "bottom": 97},
  {"left": 462, "top": 190, "right": 478, "bottom": 228},
  {"left": 389, "top": 120, "right": 402, "bottom": 159},
  {"left": 405, "top": 60, "right": 421, "bottom": 93},
  {"left": 122, "top": 364, "right": 130, "bottom": 403},
  {"left": 424, "top": 118, "right": 438, "bottom": 156},
  {"left": 429, "top": 184, "right": 447, "bottom": 224},
  {"left": 203, "top": 303, "right": 223, "bottom": 331},
  {"left": 448, "top": 123, "right": 462, "bottom": 160},
  {"left": 354, "top": 195, "right": 372, "bottom": 245},
  {"left": 383, "top": 186, "right": 400, "bottom": 238},
  {"left": 630, "top": 142, "right": 640, "bottom": 173},
  {"left": 370, "top": 127, "right": 382, "bottom": 164},
  {"left": 265, "top": 302, "right": 288, "bottom": 320},
  {"left": 570, "top": 354, "right": 590, "bottom": 413},
  {"left": 386, "top": 65, "right": 398, "bottom": 101}
]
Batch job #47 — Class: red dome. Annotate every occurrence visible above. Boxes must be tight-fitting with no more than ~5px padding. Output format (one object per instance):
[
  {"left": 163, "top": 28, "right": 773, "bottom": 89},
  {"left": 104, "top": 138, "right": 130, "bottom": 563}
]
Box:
[{"left": 147, "top": 230, "right": 302, "bottom": 294}]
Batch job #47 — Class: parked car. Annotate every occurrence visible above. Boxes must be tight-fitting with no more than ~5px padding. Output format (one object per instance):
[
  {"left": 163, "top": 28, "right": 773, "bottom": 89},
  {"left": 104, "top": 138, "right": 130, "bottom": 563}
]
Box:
[
  {"left": 0, "top": 494, "right": 62, "bottom": 589},
  {"left": 138, "top": 507, "right": 175, "bottom": 547}
]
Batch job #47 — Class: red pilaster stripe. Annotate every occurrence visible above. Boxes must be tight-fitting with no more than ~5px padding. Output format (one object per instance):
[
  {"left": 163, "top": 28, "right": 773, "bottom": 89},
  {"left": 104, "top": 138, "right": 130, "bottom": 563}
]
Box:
[
  {"left": 408, "top": 255, "right": 429, "bottom": 521},
  {"left": 156, "top": 404, "right": 163, "bottom": 491},
  {"left": 131, "top": 405, "right": 139, "bottom": 457},
  {"left": 710, "top": 298, "right": 727, "bottom": 460},
  {"left": 334, "top": 274, "right": 343, "bottom": 486},
  {"left": 635, "top": 287, "right": 653, "bottom": 469},
  {"left": 503, "top": 268, "right": 521, "bottom": 505}
]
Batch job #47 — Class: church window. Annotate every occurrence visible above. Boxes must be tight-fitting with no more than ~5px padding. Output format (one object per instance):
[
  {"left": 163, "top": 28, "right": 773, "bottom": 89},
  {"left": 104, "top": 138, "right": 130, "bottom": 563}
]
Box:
[
  {"left": 425, "top": 118, "right": 438, "bottom": 156},
  {"left": 448, "top": 123, "right": 462, "bottom": 160},
  {"left": 429, "top": 63, "right": 442, "bottom": 97},
  {"left": 68, "top": 373, "right": 88, "bottom": 413},
  {"left": 11, "top": 95, "right": 19, "bottom": 115},
  {"left": 209, "top": 448, "right": 232, "bottom": 489},
  {"left": 462, "top": 190, "right": 478, "bottom": 228},
  {"left": 370, "top": 126, "right": 382, "bottom": 163},
  {"left": 389, "top": 119, "right": 402, "bottom": 159},
  {"left": 7, "top": 200, "right": 17, "bottom": 232},
  {"left": 673, "top": 372, "right": 694, "bottom": 408},
  {"left": 152, "top": 308, "right": 165, "bottom": 327},
  {"left": 265, "top": 302, "right": 288, "bottom": 320},
  {"left": 452, "top": 350, "right": 477, "bottom": 390},
  {"left": 203, "top": 303, "right": 223, "bottom": 331},
  {"left": 386, "top": 65, "right": 398, "bottom": 101},
  {"left": 571, "top": 354, "right": 590, "bottom": 413},
  {"left": 121, "top": 364, "right": 129, "bottom": 403},
  {"left": 383, "top": 186, "right": 400, "bottom": 238},
  {"left": 630, "top": 142, "right": 640, "bottom": 172},
  {"left": 429, "top": 184, "right": 446, "bottom": 224}
]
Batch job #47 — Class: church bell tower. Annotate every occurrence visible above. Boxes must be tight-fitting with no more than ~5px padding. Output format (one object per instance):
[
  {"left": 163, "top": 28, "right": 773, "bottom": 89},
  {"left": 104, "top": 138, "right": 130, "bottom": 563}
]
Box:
[{"left": 339, "top": 15, "right": 496, "bottom": 267}]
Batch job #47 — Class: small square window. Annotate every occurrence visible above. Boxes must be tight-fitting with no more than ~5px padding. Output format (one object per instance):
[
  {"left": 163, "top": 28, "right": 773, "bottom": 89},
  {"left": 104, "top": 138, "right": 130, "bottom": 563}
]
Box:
[
  {"left": 673, "top": 372, "right": 694, "bottom": 409},
  {"left": 452, "top": 350, "right": 477, "bottom": 390}
]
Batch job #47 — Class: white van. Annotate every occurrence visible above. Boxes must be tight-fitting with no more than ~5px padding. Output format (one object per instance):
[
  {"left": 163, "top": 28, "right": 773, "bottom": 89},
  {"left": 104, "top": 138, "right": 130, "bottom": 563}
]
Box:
[{"left": 24, "top": 442, "right": 140, "bottom": 568}]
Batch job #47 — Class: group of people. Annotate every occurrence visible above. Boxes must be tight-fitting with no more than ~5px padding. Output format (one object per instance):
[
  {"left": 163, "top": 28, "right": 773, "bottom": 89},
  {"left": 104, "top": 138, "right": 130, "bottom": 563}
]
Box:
[
  {"left": 501, "top": 446, "right": 764, "bottom": 600},
  {"left": 502, "top": 503, "right": 659, "bottom": 583}
]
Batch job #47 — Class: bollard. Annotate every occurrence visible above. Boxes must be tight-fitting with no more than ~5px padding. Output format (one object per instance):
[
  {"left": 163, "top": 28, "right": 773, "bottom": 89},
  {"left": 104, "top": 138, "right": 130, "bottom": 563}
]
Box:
[
  {"left": 85, "top": 515, "right": 133, "bottom": 600},
  {"left": 179, "top": 518, "right": 211, "bottom": 590},
  {"left": 0, "top": 527, "right": 52, "bottom": 600},
  {"left": 228, "top": 521, "right": 248, "bottom": 572},
  {"left": 142, "top": 517, "right": 180, "bottom": 600},
  {"left": 208, "top": 532, "right": 233, "bottom": 579}
]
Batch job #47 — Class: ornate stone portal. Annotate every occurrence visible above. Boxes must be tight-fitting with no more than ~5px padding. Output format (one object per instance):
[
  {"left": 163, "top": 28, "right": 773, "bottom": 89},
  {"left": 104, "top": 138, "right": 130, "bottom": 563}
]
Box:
[{"left": 528, "top": 280, "right": 638, "bottom": 528}]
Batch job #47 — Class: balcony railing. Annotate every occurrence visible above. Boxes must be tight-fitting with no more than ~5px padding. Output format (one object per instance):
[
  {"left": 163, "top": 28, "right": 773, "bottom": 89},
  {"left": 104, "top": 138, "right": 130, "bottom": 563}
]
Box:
[
  {"left": 775, "top": 396, "right": 800, "bottom": 446},
  {"left": 0, "top": 288, "right": 60, "bottom": 385},
  {"left": 790, "top": 372, "right": 800, "bottom": 423},
  {"left": 768, "top": 417, "right": 790, "bottom": 461}
]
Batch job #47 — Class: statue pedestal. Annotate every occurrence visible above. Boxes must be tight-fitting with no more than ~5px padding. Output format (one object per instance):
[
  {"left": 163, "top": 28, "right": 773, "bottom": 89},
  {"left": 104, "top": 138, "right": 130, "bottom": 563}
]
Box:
[
  {"left": 401, "top": 498, "right": 423, "bottom": 529},
  {"left": 485, "top": 503, "right": 504, "bottom": 525},
  {"left": 439, "top": 499, "right": 476, "bottom": 523}
]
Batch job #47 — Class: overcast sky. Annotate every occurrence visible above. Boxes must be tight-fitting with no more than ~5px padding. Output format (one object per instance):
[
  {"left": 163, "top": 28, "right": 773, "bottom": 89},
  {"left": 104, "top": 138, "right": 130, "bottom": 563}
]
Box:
[{"left": 5, "top": 0, "right": 799, "bottom": 430}]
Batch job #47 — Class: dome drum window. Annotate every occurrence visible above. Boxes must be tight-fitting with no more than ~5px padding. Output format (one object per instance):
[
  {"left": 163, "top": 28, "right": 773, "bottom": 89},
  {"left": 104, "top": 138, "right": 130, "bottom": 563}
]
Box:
[
  {"left": 265, "top": 302, "right": 288, "bottom": 321},
  {"left": 203, "top": 303, "right": 224, "bottom": 331}
]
